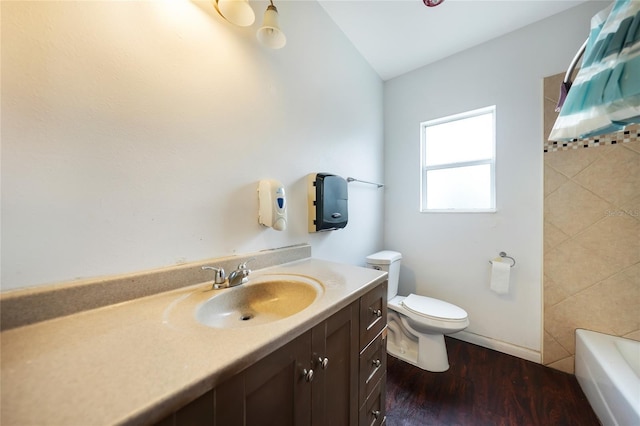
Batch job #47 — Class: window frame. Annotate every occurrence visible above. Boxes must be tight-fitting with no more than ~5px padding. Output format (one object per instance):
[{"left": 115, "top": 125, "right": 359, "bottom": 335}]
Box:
[{"left": 419, "top": 105, "right": 497, "bottom": 213}]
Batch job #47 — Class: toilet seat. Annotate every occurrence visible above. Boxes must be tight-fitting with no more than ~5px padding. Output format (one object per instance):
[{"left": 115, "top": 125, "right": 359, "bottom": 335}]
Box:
[{"left": 402, "top": 294, "right": 468, "bottom": 321}]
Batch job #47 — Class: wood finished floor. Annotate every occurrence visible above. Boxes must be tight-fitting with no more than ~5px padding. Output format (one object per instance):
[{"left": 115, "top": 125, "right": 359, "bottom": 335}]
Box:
[{"left": 385, "top": 337, "right": 601, "bottom": 426}]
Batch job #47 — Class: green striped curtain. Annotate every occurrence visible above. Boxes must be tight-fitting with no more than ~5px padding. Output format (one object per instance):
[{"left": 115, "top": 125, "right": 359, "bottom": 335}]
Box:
[{"left": 550, "top": 0, "right": 640, "bottom": 141}]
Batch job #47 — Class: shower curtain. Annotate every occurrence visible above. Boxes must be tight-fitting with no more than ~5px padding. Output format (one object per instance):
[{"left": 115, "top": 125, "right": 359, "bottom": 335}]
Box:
[{"left": 549, "top": 0, "right": 640, "bottom": 141}]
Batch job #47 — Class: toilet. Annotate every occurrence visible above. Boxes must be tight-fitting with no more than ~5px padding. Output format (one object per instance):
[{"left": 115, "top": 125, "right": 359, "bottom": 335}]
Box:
[{"left": 366, "top": 250, "right": 469, "bottom": 372}]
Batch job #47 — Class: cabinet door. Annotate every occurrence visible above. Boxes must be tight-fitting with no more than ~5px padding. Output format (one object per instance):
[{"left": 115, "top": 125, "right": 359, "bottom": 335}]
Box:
[
  {"left": 215, "top": 331, "right": 313, "bottom": 426},
  {"left": 154, "top": 390, "right": 214, "bottom": 426},
  {"left": 311, "top": 301, "right": 359, "bottom": 426}
]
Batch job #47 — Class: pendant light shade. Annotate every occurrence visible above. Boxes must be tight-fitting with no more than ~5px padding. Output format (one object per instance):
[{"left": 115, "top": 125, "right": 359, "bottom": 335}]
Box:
[
  {"left": 215, "top": 0, "right": 255, "bottom": 27},
  {"left": 257, "top": 4, "right": 286, "bottom": 49}
]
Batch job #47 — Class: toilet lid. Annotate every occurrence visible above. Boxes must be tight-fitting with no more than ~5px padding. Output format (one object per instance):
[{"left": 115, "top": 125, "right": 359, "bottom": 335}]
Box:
[{"left": 402, "top": 294, "right": 467, "bottom": 320}]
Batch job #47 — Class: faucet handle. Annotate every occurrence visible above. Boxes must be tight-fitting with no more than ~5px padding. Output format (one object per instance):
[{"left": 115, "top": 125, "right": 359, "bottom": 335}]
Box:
[
  {"left": 238, "top": 258, "right": 255, "bottom": 271},
  {"left": 202, "top": 266, "right": 226, "bottom": 284}
]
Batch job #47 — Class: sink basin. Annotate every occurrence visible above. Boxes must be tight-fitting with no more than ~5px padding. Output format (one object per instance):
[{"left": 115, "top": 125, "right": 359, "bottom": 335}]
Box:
[{"left": 195, "top": 275, "right": 323, "bottom": 328}]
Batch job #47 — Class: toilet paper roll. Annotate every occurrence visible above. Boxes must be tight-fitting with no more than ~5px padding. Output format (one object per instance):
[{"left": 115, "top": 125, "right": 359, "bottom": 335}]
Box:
[{"left": 490, "top": 260, "right": 511, "bottom": 294}]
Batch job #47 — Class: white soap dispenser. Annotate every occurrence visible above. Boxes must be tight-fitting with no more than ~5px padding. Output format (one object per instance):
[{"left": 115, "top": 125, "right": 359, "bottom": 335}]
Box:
[{"left": 258, "top": 179, "right": 287, "bottom": 231}]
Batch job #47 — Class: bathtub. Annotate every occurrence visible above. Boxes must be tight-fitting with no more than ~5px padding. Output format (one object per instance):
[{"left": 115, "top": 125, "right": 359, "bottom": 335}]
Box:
[{"left": 575, "top": 329, "right": 640, "bottom": 426}]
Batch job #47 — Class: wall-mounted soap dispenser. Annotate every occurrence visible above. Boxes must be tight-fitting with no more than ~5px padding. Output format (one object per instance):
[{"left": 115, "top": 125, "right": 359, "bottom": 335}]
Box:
[
  {"left": 307, "top": 173, "right": 348, "bottom": 232},
  {"left": 258, "top": 179, "right": 287, "bottom": 231}
]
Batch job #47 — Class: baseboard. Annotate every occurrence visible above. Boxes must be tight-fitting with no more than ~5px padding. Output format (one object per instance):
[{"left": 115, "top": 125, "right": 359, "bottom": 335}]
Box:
[{"left": 450, "top": 330, "right": 542, "bottom": 363}]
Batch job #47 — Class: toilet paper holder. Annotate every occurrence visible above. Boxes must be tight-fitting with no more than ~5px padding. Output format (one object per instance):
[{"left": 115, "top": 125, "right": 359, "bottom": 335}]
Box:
[{"left": 489, "top": 252, "right": 516, "bottom": 268}]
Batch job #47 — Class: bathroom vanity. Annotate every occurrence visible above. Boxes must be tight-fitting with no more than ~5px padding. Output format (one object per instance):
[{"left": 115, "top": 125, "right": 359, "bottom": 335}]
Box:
[
  {"left": 156, "top": 281, "right": 387, "bottom": 426},
  {"left": 0, "top": 250, "right": 388, "bottom": 426}
]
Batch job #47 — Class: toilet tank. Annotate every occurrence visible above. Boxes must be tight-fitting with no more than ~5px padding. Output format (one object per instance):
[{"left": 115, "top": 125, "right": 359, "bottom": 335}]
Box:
[{"left": 365, "top": 251, "right": 402, "bottom": 300}]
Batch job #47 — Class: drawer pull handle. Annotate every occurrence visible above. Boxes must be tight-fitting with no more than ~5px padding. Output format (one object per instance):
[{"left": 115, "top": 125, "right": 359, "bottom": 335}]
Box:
[
  {"left": 318, "top": 357, "right": 329, "bottom": 370},
  {"left": 372, "top": 410, "right": 381, "bottom": 419},
  {"left": 302, "top": 368, "right": 314, "bottom": 382},
  {"left": 372, "top": 359, "right": 381, "bottom": 368},
  {"left": 371, "top": 309, "right": 382, "bottom": 318}
]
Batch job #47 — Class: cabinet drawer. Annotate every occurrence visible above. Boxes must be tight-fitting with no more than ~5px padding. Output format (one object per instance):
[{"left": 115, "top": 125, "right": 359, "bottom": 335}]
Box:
[
  {"left": 359, "top": 282, "right": 387, "bottom": 349},
  {"left": 358, "top": 375, "right": 386, "bottom": 426},
  {"left": 358, "top": 328, "right": 387, "bottom": 407}
]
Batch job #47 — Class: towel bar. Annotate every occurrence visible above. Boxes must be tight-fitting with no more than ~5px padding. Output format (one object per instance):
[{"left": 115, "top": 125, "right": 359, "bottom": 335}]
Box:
[{"left": 346, "top": 177, "right": 384, "bottom": 188}]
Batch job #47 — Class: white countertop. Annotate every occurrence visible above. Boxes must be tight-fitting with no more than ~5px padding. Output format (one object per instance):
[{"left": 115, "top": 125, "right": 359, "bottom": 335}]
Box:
[{"left": 0, "top": 258, "right": 387, "bottom": 425}]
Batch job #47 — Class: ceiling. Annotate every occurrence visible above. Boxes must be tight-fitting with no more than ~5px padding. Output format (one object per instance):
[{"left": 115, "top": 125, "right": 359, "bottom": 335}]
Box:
[{"left": 318, "top": 0, "right": 590, "bottom": 80}]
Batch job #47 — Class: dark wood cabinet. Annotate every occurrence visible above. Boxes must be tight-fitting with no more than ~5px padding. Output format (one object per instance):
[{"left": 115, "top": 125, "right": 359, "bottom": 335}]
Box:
[
  {"left": 225, "top": 330, "right": 312, "bottom": 426},
  {"left": 155, "top": 281, "right": 387, "bottom": 426},
  {"left": 358, "top": 282, "right": 387, "bottom": 426},
  {"left": 311, "top": 300, "right": 359, "bottom": 426},
  {"left": 154, "top": 389, "right": 215, "bottom": 426}
]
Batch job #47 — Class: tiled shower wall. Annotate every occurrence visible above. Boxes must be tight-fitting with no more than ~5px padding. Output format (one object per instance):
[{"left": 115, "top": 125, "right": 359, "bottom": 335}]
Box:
[{"left": 543, "top": 72, "right": 640, "bottom": 374}]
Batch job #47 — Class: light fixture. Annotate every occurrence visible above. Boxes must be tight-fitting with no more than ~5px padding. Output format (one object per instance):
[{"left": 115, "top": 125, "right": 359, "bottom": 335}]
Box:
[
  {"left": 423, "top": 0, "right": 444, "bottom": 7},
  {"left": 214, "top": 0, "right": 255, "bottom": 27},
  {"left": 257, "top": 0, "right": 287, "bottom": 49}
]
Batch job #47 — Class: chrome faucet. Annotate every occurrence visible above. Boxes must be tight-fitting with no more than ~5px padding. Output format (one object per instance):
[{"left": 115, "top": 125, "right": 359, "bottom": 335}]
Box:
[
  {"left": 227, "top": 260, "right": 253, "bottom": 287},
  {"left": 202, "top": 259, "right": 253, "bottom": 290}
]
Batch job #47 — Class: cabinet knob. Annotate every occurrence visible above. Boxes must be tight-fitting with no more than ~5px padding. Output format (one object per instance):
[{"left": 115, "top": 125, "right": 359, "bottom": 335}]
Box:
[
  {"left": 371, "top": 308, "right": 382, "bottom": 318},
  {"left": 302, "top": 368, "right": 314, "bottom": 382},
  {"left": 372, "top": 410, "right": 381, "bottom": 419},
  {"left": 372, "top": 359, "right": 381, "bottom": 368},
  {"left": 318, "top": 357, "right": 329, "bottom": 370}
]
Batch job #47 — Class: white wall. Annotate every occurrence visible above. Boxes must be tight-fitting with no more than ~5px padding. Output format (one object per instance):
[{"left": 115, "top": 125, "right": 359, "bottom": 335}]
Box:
[
  {"left": 1, "top": 0, "right": 384, "bottom": 291},
  {"left": 383, "top": 1, "right": 610, "bottom": 360}
]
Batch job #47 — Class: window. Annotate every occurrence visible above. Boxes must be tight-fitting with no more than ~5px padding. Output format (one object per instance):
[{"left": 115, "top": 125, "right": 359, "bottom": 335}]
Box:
[{"left": 420, "top": 106, "right": 496, "bottom": 212}]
